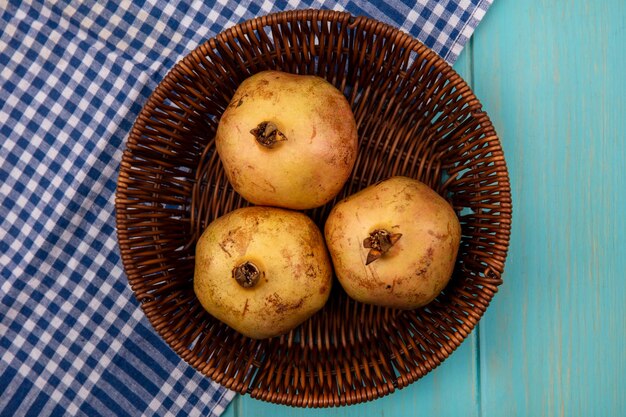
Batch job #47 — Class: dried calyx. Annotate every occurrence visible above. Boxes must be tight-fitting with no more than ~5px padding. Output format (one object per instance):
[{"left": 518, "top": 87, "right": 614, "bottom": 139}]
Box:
[
  {"left": 363, "top": 229, "right": 402, "bottom": 265},
  {"left": 251, "top": 121, "right": 288, "bottom": 148},
  {"left": 232, "top": 261, "right": 261, "bottom": 288}
]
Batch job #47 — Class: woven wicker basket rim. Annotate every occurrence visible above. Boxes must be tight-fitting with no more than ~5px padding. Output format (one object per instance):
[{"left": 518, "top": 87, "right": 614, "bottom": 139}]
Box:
[{"left": 116, "top": 9, "right": 511, "bottom": 408}]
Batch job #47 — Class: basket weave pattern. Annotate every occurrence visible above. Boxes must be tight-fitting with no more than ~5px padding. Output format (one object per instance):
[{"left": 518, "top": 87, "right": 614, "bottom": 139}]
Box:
[{"left": 116, "top": 10, "right": 511, "bottom": 407}]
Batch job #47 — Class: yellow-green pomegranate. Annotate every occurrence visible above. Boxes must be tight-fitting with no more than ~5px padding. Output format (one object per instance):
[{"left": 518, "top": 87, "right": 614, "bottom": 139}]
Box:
[
  {"left": 194, "top": 206, "right": 332, "bottom": 339},
  {"left": 324, "top": 176, "right": 461, "bottom": 309},
  {"left": 216, "top": 70, "right": 358, "bottom": 210}
]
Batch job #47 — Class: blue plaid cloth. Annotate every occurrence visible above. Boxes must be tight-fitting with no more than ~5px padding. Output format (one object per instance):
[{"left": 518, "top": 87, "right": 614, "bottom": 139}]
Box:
[{"left": 0, "top": 0, "right": 491, "bottom": 415}]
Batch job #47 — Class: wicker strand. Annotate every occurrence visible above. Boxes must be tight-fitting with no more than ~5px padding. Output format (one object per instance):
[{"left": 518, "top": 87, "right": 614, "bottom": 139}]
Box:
[{"left": 115, "top": 9, "right": 511, "bottom": 407}]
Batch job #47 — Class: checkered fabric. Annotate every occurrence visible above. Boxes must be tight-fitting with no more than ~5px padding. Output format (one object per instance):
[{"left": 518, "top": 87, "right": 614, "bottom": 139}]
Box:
[{"left": 0, "top": 0, "right": 491, "bottom": 415}]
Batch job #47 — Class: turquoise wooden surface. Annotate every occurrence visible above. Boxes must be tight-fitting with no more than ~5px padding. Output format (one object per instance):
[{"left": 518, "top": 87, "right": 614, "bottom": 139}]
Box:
[
  {"left": 473, "top": 0, "right": 626, "bottom": 416},
  {"left": 224, "top": 0, "right": 626, "bottom": 415}
]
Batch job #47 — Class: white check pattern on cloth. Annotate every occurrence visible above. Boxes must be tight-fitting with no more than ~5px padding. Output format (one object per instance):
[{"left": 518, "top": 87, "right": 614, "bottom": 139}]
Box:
[{"left": 0, "top": 0, "right": 491, "bottom": 415}]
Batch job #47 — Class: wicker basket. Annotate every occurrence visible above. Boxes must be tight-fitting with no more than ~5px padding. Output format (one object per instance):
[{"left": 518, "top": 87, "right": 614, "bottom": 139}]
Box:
[{"left": 116, "top": 9, "right": 511, "bottom": 407}]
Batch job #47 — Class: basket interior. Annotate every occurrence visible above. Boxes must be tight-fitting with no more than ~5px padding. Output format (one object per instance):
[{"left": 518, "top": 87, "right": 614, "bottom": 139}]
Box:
[{"left": 116, "top": 10, "right": 511, "bottom": 408}]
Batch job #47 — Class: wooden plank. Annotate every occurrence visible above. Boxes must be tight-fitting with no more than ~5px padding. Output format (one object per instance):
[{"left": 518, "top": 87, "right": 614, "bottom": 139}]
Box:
[
  {"left": 471, "top": 0, "right": 626, "bottom": 416},
  {"left": 228, "top": 47, "right": 483, "bottom": 417}
]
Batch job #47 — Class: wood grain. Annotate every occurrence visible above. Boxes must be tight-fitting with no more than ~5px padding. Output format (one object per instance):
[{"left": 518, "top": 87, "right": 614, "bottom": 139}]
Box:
[
  {"left": 225, "top": 1, "right": 626, "bottom": 414},
  {"left": 472, "top": 0, "right": 626, "bottom": 416}
]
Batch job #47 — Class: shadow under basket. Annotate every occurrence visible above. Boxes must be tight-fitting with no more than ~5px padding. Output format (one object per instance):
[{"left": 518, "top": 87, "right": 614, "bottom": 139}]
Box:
[{"left": 115, "top": 9, "right": 512, "bottom": 408}]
